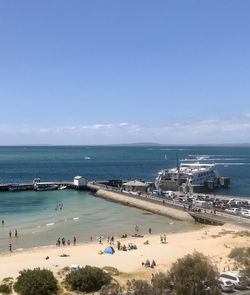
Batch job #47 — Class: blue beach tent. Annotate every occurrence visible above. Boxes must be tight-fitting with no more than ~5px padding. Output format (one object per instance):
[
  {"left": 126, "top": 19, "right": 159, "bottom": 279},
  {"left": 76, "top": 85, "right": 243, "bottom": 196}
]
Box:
[{"left": 104, "top": 246, "right": 115, "bottom": 254}]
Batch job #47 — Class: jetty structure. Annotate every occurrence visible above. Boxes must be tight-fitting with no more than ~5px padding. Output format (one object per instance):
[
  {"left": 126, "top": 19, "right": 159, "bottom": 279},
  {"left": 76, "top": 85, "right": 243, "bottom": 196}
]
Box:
[
  {"left": 0, "top": 176, "right": 249, "bottom": 226},
  {"left": 0, "top": 176, "right": 88, "bottom": 191},
  {"left": 86, "top": 181, "right": 194, "bottom": 222}
]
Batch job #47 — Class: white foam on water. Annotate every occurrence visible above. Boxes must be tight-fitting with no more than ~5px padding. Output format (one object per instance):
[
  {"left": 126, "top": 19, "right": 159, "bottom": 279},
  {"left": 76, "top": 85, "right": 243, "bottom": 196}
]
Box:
[
  {"left": 46, "top": 223, "right": 55, "bottom": 226},
  {"left": 73, "top": 217, "right": 79, "bottom": 220}
]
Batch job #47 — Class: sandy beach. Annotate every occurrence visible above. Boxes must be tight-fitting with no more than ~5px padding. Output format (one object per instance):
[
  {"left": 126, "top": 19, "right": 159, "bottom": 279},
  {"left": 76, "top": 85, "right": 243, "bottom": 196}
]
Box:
[{"left": 0, "top": 223, "right": 249, "bottom": 282}]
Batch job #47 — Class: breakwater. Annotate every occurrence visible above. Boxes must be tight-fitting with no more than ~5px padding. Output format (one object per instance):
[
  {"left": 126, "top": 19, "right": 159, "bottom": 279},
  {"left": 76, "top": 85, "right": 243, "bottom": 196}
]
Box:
[{"left": 87, "top": 183, "right": 194, "bottom": 222}]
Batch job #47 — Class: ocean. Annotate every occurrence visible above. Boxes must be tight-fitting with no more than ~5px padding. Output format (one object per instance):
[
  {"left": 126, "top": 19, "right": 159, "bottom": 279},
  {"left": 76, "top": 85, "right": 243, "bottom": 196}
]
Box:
[{"left": 0, "top": 145, "right": 249, "bottom": 252}]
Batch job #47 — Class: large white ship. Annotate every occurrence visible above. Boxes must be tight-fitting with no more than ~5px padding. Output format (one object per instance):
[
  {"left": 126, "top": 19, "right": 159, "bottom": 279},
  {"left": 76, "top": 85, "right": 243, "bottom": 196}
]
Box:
[{"left": 155, "top": 161, "right": 230, "bottom": 193}]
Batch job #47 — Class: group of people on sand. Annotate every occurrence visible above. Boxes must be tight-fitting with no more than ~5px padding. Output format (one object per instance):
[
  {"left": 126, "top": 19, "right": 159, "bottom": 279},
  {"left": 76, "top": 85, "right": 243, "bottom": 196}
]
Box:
[
  {"left": 56, "top": 236, "right": 76, "bottom": 246},
  {"left": 142, "top": 259, "right": 156, "bottom": 268},
  {"left": 117, "top": 240, "right": 137, "bottom": 251}
]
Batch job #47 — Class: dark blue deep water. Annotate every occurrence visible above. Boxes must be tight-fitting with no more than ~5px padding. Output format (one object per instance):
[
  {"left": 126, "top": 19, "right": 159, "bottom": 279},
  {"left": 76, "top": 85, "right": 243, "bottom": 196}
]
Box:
[{"left": 0, "top": 145, "right": 249, "bottom": 197}]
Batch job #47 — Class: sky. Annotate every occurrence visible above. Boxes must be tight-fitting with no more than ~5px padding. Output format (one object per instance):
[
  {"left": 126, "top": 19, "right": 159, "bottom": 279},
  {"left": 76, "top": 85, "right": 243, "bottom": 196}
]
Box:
[{"left": 0, "top": 0, "right": 250, "bottom": 145}]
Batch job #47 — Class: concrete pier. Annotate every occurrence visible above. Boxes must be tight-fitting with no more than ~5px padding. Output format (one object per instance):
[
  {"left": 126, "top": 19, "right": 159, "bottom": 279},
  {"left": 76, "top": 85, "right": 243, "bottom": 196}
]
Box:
[{"left": 87, "top": 183, "right": 194, "bottom": 222}]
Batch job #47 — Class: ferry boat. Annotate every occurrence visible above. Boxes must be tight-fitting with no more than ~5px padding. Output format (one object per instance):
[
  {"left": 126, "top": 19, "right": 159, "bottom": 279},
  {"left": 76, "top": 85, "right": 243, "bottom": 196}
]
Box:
[{"left": 155, "top": 161, "right": 230, "bottom": 193}]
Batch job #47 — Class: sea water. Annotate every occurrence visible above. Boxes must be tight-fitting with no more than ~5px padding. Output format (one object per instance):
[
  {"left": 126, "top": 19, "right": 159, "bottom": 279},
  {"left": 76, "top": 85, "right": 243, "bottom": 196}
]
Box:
[
  {"left": 0, "top": 145, "right": 249, "bottom": 252},
  {"left": 0, "top": 189, "right": 198, "bottom": 252}
]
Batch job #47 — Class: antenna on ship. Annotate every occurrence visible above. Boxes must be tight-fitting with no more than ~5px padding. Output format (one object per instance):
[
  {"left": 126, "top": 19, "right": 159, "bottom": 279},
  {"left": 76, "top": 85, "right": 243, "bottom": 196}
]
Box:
[{"left": 176, "top": 152, "right": 180, "bottom": 188}]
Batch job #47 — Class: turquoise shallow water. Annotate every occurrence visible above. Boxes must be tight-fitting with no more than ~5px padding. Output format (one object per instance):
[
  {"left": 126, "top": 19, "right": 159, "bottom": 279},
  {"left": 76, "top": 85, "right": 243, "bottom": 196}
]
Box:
[{"left": 0, "top": 189, "right": 199, "bottom": 252}]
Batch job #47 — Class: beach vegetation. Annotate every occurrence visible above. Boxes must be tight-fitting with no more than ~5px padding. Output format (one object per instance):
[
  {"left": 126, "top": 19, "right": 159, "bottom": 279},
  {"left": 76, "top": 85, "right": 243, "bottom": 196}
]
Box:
[
  {"left": 165, "top": 251, "right": 221, "bottom": 295},
  {"left": 99, "top": 282, "right": 121, "bottom": 295},
  {"left": 65, "top": 265, "right": 111, "bottom": 293},
  {"left": 14, "top": 268, "right": 58, "bottom": 295},
  {"left": 228, "top": 247, "right": 250, "bottom": 265},
  {"left": 234, "top": 230, "right": 250, "bottom": 237},
  {"left": 126, "top": 279, "right": 155, "bottom": 295},
  {"left": 228, "top": 247, "right": 250, "bottom": 279},
  {"left": 0, "top": 284, "right": 12, "bottom": 294},
  {"left": 151, "top": 272, "right": 169, "bottom": 294}
]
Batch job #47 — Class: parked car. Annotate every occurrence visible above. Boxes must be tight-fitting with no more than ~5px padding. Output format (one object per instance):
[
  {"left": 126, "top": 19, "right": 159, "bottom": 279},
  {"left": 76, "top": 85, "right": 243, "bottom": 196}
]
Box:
[
  {"left": 217, "top": 278, "right": 235, "bottom": 292},
  {"left": 224, "top": 208, "right": 241, "bottom": 215},
  {"left": 242, "top": 212, "right": 250, "bottom": 218},
  {"left": 219, "top": 272, "right": 248, "bottom": 289}
]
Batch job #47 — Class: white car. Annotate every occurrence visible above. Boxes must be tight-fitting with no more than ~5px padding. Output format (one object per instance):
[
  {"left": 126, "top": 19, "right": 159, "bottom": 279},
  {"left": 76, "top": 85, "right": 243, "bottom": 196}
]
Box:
[
  {"left": 68, "top": 264, "right": 83, "bottom": 270},
  {"left": 219, "top": 272, "right": 248, "bottom": 289},
  {"left": 217, "top": 278, "right": 234, "bottom": 292},
  {"left": 242, "top": 211, "right": 250, "bottom": 218},
  {"left": 224, "top": 208, "right": 241, "bottom": 215}
]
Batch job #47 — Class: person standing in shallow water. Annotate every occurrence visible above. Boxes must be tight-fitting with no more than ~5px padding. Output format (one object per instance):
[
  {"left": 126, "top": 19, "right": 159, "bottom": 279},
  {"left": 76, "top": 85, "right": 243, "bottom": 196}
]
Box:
[
  {"left": 9, "top": 230, "right": 11, "bottom": 238},
  {"left": 15, "top": 229, "right": 18, "bottom": 237},
  {"left": 149, "top": 228, "right": 152, "bottom": 234},
  {"left": 73, "top": 236, "right": 76, "bottom": 245}
]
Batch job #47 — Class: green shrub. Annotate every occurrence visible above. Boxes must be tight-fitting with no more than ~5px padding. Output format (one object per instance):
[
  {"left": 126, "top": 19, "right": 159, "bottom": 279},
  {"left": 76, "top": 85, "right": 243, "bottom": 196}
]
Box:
[
  {"left": 14, "top": 268, "right": 58, "bottom": 295},
  {"left": 0, "top": 284, "right": 12, "bottom": 294},
  {"left": 100, "top": 283, "right": 121, "bottom": 295},
  {"left": 126, "top": 279, "right": 155, "bottom": 295},
  {"left": 65, "top": 265, "right": 111, "bottom": 293},
  {"left": 228, "top": 247, "right": 250, "bottom": 265},
  {"left": 166, "top": 251, "right": 221, "bottom": 295},
  {"left": 151, "top": 272, "right": 169, "bottom": 293}
]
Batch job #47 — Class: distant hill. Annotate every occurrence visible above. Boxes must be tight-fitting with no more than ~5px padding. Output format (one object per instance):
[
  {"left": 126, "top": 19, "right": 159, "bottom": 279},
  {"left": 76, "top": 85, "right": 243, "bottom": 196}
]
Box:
[{"left": 111, "top": 142, "right": 162, "bottom": 146}]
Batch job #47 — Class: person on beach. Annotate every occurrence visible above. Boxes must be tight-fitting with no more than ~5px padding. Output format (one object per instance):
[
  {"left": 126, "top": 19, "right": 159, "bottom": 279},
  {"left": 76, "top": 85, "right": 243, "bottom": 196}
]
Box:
[
  {"left": 15, "top": 229, "right": 18, "bottom": 237},
  {"left": 99, "top": 236, "right": 102, "bottom": 244},
  {"left": 163, "top": 234, "right": 167, "bottom": 243},
  {"left": 57, "top": 238, "right": 61, "bottom": 246},
  {"left": 67, "top": 239, "right": 70, "bottom": 246},
  {"left": 9, "top": 243, "right": 12, "bottom": 252},
  {"left": 149, "top": 228, "right": 152, "bottom": 234},
  {"left": 9, "top": 230, "right": 11, "bottom": 238},
  {"left": 73, "top": 236, "right": 76, "bottom": 245},
  {"left": 90, "top": 236, "right": 93, "bottom": 242},
  {"left": 1, "top": 220, "right": 4, "bottom": 226},
  {"left": 160, "top": 235, "right": 163, "bottom": 243},
  {"left": 62, "top": 237, "right": 65, "bottom": 246},
  {"left": 135, "top": 225, "right": 139, "bottom": 233},
  {"left": 110, "top": 236, "right": 114, "bottom": 244}
]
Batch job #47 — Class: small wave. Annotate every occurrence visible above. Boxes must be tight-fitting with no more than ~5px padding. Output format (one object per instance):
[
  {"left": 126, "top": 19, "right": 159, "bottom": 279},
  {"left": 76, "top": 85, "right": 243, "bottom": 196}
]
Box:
[
  {"left": 73, "top": 217, "right": 79, "bottom": 220},
  {"left": 216, "top": 162, "right": 250, "bottom": 166},
  {"left": 46, "top": 222, "right": 55, "bottom": 226},
  {"left": 84, "top": 156, "right": 91, "bottom": 160},
  {"left": 16, "top": 248, "right": 23, "bottom": 251}
]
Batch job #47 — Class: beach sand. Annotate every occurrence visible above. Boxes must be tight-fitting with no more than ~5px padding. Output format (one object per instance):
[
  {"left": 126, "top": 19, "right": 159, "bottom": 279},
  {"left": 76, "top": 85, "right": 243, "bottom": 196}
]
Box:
[{"left": 0, "top": 223, "right": 249, "bottom": 282}]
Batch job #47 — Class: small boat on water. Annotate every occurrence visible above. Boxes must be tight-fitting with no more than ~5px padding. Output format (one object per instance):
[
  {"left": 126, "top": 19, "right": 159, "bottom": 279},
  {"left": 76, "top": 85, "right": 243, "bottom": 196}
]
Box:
[
  {"left": 58, "top": 185, "right": 67, "bottom": 190},
  {"left": 34, "top": 183, "right": 58, "bottom": 191}
]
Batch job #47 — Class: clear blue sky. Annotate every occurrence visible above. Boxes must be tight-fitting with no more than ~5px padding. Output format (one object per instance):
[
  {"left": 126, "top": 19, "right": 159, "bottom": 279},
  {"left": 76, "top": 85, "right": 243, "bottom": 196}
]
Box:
[{"left": 0, "top": 1, "right": 250, "bottom": 144}]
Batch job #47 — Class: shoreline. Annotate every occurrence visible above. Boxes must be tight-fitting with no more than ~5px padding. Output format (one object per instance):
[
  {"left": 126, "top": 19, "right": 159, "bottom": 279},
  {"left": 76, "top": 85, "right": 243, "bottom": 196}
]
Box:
[{"left": 0, "top": 223, "right": 249, "bottom": 281}]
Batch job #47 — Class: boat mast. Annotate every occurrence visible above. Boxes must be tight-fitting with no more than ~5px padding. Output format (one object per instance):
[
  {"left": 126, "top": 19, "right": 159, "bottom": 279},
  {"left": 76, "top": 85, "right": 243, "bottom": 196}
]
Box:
[{"left": 176, "top": 152, "right": 180, "bottom": 188}]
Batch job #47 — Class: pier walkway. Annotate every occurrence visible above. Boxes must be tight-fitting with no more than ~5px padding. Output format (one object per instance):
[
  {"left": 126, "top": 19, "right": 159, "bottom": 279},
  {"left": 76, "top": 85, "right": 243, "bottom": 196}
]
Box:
[{"left": 87, "top": 182, "right": 250, "bottom": 227}]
